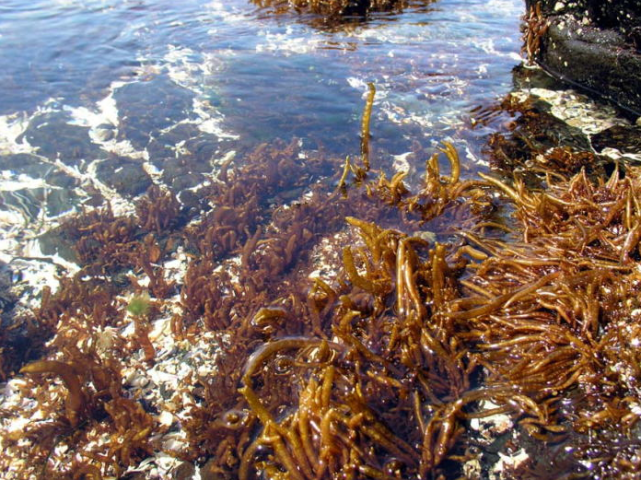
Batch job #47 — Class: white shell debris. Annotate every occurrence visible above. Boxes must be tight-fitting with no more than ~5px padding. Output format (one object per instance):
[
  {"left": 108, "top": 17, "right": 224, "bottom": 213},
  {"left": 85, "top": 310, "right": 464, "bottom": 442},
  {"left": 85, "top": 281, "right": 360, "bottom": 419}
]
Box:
[
  {"left": 527, "top": 87, "right": 628, "bottom": 135},
  {"left": 490, "top": 449, "right": 530, "bottom": 479}
]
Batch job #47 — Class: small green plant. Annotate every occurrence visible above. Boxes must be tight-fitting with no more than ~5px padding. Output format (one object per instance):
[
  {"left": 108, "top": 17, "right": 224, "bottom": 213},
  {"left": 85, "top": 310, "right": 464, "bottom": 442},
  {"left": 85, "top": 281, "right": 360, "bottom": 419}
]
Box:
[{"left": 127, "top": 292, "right": 151, "bottom": 317}]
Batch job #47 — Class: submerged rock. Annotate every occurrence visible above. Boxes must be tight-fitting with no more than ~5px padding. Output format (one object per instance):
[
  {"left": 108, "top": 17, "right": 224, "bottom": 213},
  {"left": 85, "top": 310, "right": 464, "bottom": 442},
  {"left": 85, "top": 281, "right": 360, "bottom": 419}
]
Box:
[
  {"left": 17, "top": 112, "right": 105, "bottom": 168},
  {"left": 95, "top": 156, "right": 152, "bottom": 197},
  {"left": 37, "top": 227, "right": 80, "bottom": 264},
  {"left": 0, "top": 154, "right": 79, "bottom": 189},
  {"left": 114, "top": 77, "right": 196, "bottom": 150}
]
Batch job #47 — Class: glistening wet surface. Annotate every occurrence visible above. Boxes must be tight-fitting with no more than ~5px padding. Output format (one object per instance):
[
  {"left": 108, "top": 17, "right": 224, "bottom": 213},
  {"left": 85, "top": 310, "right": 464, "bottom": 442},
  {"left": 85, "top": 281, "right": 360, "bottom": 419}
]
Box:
[{"left": 1, "top": 0, "right": 522, "bottom": 221}]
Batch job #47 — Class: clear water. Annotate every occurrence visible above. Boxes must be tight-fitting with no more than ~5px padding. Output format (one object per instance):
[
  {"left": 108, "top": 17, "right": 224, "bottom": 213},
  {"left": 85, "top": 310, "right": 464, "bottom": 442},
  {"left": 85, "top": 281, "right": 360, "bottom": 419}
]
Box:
[{"left": 0, "top": 0, "right": 524, "bottom": 182}]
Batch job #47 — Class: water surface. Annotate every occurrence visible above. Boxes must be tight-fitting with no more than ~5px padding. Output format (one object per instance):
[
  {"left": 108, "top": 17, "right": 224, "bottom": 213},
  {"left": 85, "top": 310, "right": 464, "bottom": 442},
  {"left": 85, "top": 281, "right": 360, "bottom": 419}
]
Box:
[{"left": 0, "top": 0, "right": 524, "bottom": 187}]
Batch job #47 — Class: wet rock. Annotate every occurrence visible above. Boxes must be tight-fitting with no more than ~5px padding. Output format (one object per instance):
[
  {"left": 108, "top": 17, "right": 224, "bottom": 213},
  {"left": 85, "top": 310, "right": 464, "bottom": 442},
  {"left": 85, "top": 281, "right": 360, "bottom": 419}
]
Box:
[
  {"left": 0, "top": 188, "right": 45, "bottom": 221},
  {"left": 95, "top": 156, "right": 152, "bottom": 197},
  {"left": 518, "top": 99, "right": 592, "bottom": 152},
  {"left": 17, "top": 111, "right": 105, "bottom": 168},
  {"left": 591, "top": 125, "right": 641, "bottom": 155},
  {"left": 512, "top": 63, "right": 569, "bottom": 92},
  {"left": 172, "top": 461, "right": 196, "bottom": 480},
  {"left": 526, "top": 0, "right": 641, "bottom": 115},
  {"left": 167, "top": 172, "right": 205, "bottom": 191},
  {"left": 0, "top": 153, "right": 80, "bottom": 190},
  {"left": 114, "top": 76, "right": 196, "bottom": 150},
  {"left": 37, "top": 227, "right": 79, "bottom": 264}
]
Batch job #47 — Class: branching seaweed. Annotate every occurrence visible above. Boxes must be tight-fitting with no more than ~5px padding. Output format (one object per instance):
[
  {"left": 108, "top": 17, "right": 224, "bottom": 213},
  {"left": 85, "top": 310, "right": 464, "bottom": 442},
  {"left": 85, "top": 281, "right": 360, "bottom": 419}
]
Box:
[{"left": 3, "top": 89, "right": 641, "bottom": 480}]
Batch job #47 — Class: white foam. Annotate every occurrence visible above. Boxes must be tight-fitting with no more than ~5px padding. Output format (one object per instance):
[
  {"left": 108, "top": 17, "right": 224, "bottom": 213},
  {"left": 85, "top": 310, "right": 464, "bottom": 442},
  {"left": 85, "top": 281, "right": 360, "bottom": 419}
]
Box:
[
  {"left": 0, "top": 112, "right": 34, "bottom": 155},
  {"left": 256, "top": 27, "right": 324, "bottom": 55}
]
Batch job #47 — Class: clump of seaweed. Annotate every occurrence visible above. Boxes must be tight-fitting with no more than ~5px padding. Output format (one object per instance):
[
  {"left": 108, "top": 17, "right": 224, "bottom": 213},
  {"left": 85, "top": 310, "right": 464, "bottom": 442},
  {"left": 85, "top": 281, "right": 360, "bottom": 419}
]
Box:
[
  {"left": 251, "top": 0, "right": 430, "bottom": 25},
  {"left": 3, "top": 81, "right": 641, "bottom": 480},
  {"left": 135, "top": 185, "right": 184, "bottom": 235},
  {"left": 476, "top": 89, "right": 608, "bottom": 185},
  {"left": 62, "top": 206, "right": 140, "bottom": 274},
  {"left": 521, "top": 1, "right": 548, "bottom": 64}
]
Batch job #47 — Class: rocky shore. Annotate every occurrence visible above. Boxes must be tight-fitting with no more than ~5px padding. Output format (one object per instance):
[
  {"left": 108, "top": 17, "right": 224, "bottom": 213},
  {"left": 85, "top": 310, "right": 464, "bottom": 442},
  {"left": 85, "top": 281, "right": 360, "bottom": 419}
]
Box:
[{"left": 524, "top": 0, "right": 641, "bottom": 116}]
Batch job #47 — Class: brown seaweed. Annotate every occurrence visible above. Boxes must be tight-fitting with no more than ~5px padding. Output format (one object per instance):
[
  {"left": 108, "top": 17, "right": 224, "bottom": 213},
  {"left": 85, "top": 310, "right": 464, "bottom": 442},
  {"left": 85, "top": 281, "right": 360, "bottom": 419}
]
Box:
[
  {"left": 3, "top": 88, "right": 641, "bottom": 480},
  {"left": 360, "top": 82, "right": 376, "bottom": 171},
  {"left": 250, "top": 0, "right": 419, "bottom": 25}
]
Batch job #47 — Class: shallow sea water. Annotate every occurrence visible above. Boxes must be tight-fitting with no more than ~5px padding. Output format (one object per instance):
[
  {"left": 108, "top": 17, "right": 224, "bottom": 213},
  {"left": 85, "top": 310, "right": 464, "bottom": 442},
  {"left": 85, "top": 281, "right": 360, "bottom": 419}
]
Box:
[{"left": 0, "top": 0, "right": 523, "bottom": 203}]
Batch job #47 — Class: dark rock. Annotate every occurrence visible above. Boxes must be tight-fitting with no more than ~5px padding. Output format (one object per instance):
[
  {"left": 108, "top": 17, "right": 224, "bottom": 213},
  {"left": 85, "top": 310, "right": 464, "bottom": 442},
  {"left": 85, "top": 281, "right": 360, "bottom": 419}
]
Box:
[
  {"left": 528, "top": 0, "right": 640, "bottom": 37},
  {"left": 199, "top": 457, "right": 235, "bottom": 480},
  {"left": 147, "top": 143, "right": 175, "bottom": 165},
  {"left": 0, "top": 260, "right": 16, "bottom": 317},
  {"left": 95, "top": 156, "right": 152, "bottom": 197},
  {"left": 512, "top": 63, "right": 567, "bottom": 91},
  {"left": 177, "top": 189, "right": 201, "bottom": 211},
  {"left": 540, "top": 18, "right": 641, "bottom": 115},
  {"left": 525, "top": 1, "right": 641, "bottom": 115},
  {"left": 17, "top": 112, "right": 105, "bottom": 168},
  {"left": 120, "top": 473, "right": 147, "bottom": 480}
]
